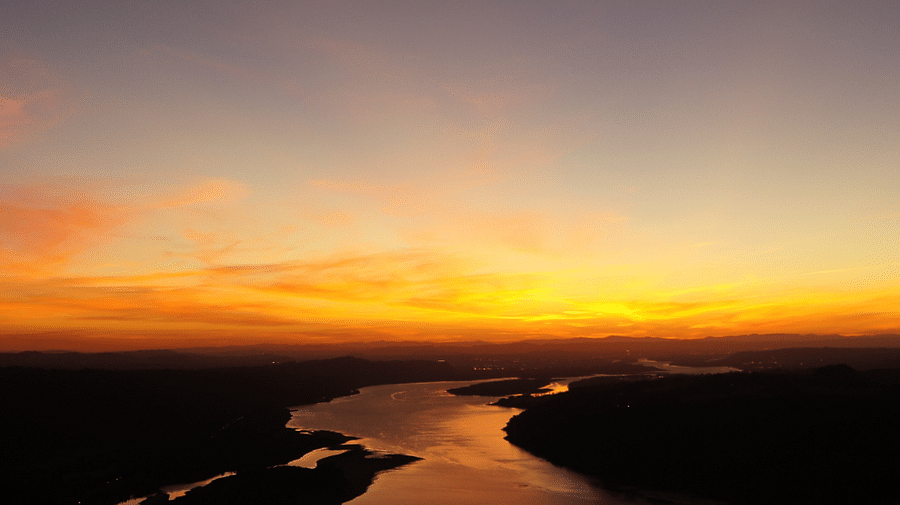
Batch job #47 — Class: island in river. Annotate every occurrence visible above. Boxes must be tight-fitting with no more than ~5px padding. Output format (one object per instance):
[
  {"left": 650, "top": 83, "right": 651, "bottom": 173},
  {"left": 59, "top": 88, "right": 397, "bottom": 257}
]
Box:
[
  {"left": 446, "top": 377, "right": 554, "bottom": 397},
  {"left": 163, "top": 441, "right": 421, "bottom": 505}
]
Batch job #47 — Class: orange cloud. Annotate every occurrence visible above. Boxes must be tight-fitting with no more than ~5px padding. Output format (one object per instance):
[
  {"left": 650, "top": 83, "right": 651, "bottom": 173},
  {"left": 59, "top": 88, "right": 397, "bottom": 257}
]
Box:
[
  {"left": 404, "top": 208, "right": 628, "bottom": 259},
  {"left": 0, "top": 278, "right": 299, "bottom": 333},
  {"left": 316, "top": 210, "right": 355, "bottom": 228},
  {"left": 176, "top": 229, "right": 242, "bottom": 266},
  {"left": 2, "top": 223, "right": 897, "bottom": 348},
  {"left": 202, "top": 250, "right": 549, "bottom": 322},
  {"left": 0, "top": 249, "right": 533, "bottom": 334},
  {"left": 0, "top": 177, "right": 250, "bottom": 275},
  {"left": 0, "top": 184, "right": 133, "bottom": 274},
  {"left": 2, "top": 258, "right": 898, "bottom": 349},
  {"left": 467, "top": 212, "right": 547, "bottom": 253}
]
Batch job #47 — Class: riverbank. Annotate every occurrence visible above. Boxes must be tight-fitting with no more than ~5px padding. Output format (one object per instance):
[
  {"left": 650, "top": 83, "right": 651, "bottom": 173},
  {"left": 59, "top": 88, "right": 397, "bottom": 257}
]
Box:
[
  {"left": 119, "top": 414, "right": 379, "bottom": 504},
  {"left": 286, "top": 380, "right": 614, "bottom": 505},
  {"left": 503, "top": 366, "right": 900, "bottom": 505},
  {"left": 161, "top": 443, "right": 421, "bottom": 504},
  {"left": 0, "top": 357, "right": 458, "bottom": 505}
]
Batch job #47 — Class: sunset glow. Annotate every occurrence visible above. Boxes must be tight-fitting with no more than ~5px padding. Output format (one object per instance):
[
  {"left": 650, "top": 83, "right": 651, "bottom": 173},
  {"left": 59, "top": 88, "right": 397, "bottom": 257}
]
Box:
[{"left": 2, "top": 1, "right": 899, "bottom": 350}]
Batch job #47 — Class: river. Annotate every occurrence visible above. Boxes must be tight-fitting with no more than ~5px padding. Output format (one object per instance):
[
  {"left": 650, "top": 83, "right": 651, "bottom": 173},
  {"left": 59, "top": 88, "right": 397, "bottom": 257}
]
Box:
[
  {"left": 287, "top": 379, "right": 654, "bottom": 505},
  {"left": 119, "top": 374, "right": 725, "bottom": 504}
]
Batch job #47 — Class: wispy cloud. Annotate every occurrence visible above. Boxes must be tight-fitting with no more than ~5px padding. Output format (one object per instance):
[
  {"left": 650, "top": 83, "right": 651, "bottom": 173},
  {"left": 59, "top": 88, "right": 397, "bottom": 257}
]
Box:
[
  {"left": 405, "top": 208, "right": 628, "bottom": 257},
  {"left": 0, "top": 184, "right": 133, "bottom": 274},
  {"left": 3, "top": 246, "right": 898, "bottom": 344},
  {"left": 309, "top": 178, "right": 426, "bottom": 216},
  {"left": 0, "top": 249, "right": 540, "bottom": 333},
  {"left": 159, "top": 178, "right": 249, "bottom": 208},
  {"left": 0, "top": 177, "right": 250, "bottom": 276},
  {"left": 0, "top": 277, "right": 298, "bottom": 329},
  {"left": 0, "top": 57, "right": 74, "bottom": 148}
]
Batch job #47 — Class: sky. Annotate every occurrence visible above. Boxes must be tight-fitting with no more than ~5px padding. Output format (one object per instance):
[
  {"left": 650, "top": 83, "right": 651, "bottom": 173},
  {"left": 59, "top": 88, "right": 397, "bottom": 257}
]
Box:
[{"left": 2, "top": 0, "right": 899, "bottom": 351}]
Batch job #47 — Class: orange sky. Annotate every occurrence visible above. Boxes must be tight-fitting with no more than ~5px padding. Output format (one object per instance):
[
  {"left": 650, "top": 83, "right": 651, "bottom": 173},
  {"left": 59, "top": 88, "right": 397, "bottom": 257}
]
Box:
[{"left": 2, "top": 1, "right": 899, "bottom": 351}]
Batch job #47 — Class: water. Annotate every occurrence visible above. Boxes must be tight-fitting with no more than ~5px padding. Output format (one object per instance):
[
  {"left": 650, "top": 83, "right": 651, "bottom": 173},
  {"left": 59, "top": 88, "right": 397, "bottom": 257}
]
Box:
[
  {"left": 288, "top": 379, "right": 653, "bottom": 504},
  {"left": 116, "top": 473, "right": 236, "bottom": 504},
  {"left": 287, "top": 446, "right": 350, "bottom": 468},
  {"left": 118, "top": 373, "right": 725, "bottom": 504}
]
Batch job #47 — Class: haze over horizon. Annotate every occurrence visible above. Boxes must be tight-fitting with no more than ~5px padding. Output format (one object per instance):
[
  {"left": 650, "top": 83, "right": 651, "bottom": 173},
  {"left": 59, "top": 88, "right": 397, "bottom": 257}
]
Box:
[{"left": 2, "top": 1, "right": 899, "bottom": 351}]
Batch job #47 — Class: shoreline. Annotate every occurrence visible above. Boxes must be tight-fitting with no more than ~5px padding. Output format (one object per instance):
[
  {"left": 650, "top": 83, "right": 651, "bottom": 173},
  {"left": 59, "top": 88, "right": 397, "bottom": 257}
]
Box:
[
  {"left": 163, "top": 441, "right": 422, "bottom": 504},
  {"left": 503, "top": 366, "right": 900, "bottom": 505},
  {"left": 123, "top": 416, "right": 422, "bottom": 505},
  {"left": 1, "top": 357, "right": 464, "bottom": 504}
]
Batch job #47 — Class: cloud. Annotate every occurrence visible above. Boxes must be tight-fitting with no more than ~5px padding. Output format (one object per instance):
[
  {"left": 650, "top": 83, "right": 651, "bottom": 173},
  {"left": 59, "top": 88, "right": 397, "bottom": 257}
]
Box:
[
  {"left": 2, "top": 243, "right": 898, "bottom": 344},
  {"left": 205, "top": 250, "right": 547, "bottom": 320},
  {"left": 316, "top": 210, "right": 355, "bottom": 227},
  {"left": 0, "top": 184, "right": 133, "bottom": 274},
  {"left": 309, "top": 178, "right": 425, "bottom": 215},
  {"left": 0, "top": 177, "right": 249, "bottom": 275},
  {"left": 404, "top": 208, "right": 628, "bottom": 258},
  {"left": 0, "top": 277, "right": 299, "bottom": 330},
  {"left": 160, "top": 178, "right": 249, "bottom": 207},
  {"left": 0, "top": 250, "right": 474, "bottom": 333},
  {"left": 212, "top": 249, "right": 463, "bottom": 291},
  {"left": 0, "top": 57, "right": 75, "bottom": 148},
  {"left": 465, "top": 212, "right": 546, "bottom": 253},
  {"left": 177, "top": 230, "right": 242, "bottom": 266}
]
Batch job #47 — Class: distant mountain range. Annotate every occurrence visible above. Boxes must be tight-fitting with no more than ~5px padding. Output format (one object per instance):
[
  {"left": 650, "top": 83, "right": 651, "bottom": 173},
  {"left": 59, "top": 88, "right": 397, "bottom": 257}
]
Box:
[{"left": 2, "top": 333, "right": 898, "bottom": 370}]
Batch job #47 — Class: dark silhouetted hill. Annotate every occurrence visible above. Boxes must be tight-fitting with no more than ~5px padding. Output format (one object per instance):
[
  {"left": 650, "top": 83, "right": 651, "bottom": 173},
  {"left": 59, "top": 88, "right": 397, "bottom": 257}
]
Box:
[
  {"left": 0, "top": 349, "right": 295, "bottom": 369},
  {"left": 5, "top": 334, "right": 898, "bottom": 371},
  {"left": 672, "top": 346, "right": 900, "bottom": 371},
  {"left": 504, "top": 366, "right": 900, "bottom": 505}
]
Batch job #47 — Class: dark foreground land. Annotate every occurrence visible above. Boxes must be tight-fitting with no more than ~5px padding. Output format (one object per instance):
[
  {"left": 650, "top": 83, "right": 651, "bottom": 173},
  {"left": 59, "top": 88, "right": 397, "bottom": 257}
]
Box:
[
  {"left": 1, "top": 348, "right": 650, "bottom": 505},
  {"left": 164, "top": 444, "right": 420, "bottom": 505},
  {"left": 0, "top": 357, "right": 453, "bottom": 505},
  {"left": 503, "top": 365, "right": 900, "bottom": 505},
  {"left": 4, "top": 337, "right": 900, "bottom": 505}
]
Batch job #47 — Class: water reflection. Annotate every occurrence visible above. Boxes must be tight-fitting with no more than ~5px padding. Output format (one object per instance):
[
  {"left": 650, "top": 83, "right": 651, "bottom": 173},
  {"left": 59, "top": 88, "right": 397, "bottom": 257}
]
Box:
[
  {"left": 287, "top": 447, "right": 350, "bottom": 468},
  {"left": 115, "top": 472, "right": 236, "bottom": 504},
  {"left": 288, "top": 380, "right": 652, "bottom": 505},
  {"left": 533, "top": 378, "right": 576, "bottom": 396}
]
